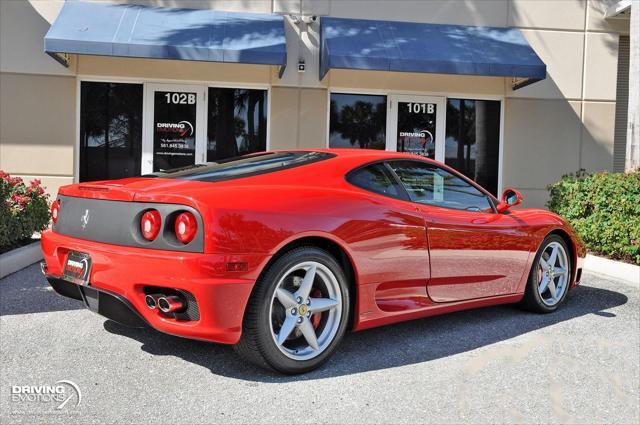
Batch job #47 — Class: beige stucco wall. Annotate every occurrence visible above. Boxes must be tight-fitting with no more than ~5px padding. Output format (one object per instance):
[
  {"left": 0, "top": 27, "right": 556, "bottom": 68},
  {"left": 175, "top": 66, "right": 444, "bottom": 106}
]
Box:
[
  {"left": 0, "top": 0, "right": 629, "bottom": 208},
  {"left": 327, "top": 70, "right": 506, "bottom": 96},
  {"left": 0, "top": 0, "right": 76, "bottom": 76},
  {"left": 75, "top": 55, "right": 274, "bottom": 84},
  {"left": 269, "top": 87, "right": 328, "bottom": 149},
  {"left": 500, "top": 0, "right": 623, "bottom": 207},
  {"left": 0, "top": 1, "right": 76, "bottom": 197},
  {"left": 0, "top": 72, "right": 76, "bottom": 196}
]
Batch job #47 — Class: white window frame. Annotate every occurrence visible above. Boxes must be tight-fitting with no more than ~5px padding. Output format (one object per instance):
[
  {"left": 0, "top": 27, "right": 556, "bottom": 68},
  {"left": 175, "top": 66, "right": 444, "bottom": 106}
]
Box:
[
  {"left": 75, "top": 75, "right": 271, "bottom": 182},
  {"left": 325, "top": 88, "right": 505, "bottom": 195},
  {"left": 143, "top": 83, "right": 207, "bottom": 174},
  {"left": 386, "top": 94, "right": 446, "bottom": 162}
]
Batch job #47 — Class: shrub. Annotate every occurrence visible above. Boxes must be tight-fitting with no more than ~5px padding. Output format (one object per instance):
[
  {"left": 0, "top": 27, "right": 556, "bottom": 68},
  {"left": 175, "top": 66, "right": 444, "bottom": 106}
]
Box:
[
  {"left": 0, "top": 171, "right": 50, "bottom": 253},
  {"left": 547, "top": 170, "right": 640, "bottom": 265}
]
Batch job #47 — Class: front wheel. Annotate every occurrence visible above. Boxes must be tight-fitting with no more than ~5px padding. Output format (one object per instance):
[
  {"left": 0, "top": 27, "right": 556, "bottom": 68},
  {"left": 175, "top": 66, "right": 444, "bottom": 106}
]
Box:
[
  {"left": 520, "top": 235, "right": 572, "bottom": 313},
  {"left": 234, "top": 247, "right": 350, "bottom": 374}
]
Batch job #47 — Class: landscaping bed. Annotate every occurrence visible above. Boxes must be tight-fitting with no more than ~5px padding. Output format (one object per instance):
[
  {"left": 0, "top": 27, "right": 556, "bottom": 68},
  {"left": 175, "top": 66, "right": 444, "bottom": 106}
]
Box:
[
  {"left": 547, "top": 170, "right": 640, "bottom": 265},
  {"left": 1, "top": 236, "right": 39, "bottom": 255},
  {"left": 0, "top": 172, "right": 50, "bottom": 272}
]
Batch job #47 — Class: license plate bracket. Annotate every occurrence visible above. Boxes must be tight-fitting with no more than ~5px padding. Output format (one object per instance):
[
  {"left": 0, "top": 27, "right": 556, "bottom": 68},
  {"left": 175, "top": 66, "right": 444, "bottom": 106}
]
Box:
[{"left": 62, "top": 251, "right": 92, "bottom": 286}]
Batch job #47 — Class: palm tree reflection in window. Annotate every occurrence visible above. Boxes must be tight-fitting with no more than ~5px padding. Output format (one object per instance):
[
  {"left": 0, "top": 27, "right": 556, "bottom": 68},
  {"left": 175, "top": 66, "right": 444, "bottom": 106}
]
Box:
[
  {"left": 207, "top": 88, "right": 268, "bottom": 161},
  {"left": 445, "top": 99, "right": 500, "bottom": 195},
  {"left": 329, "top": 94, "right": 387, "bottom": 150},
  {"left": 79, "top": 82, "right": 143, "bottom": 182}
]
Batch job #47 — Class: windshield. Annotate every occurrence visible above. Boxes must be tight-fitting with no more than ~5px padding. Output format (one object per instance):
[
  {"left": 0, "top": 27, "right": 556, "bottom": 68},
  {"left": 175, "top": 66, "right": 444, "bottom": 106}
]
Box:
[{"left": 150, "top": 151, "right": 335, "bottom": 182}]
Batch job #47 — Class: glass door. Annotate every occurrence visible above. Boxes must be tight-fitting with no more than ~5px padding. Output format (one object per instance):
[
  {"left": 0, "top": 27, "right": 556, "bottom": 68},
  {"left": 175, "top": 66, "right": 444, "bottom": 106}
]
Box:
[
  {"left": 387, "top": 95, "right": 446, "bottom": 161},
  {"left": 143, "top": 84, "right": 206, "bottom": 174}
]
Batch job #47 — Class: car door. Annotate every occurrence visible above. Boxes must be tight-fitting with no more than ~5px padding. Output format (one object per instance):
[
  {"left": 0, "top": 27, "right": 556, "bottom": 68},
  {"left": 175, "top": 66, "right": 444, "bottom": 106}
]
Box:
[
  {"left": 387, "top": 160, "right": 532, "bottom": 303},
  {"left": 343, "top": 162, "right": 432, "bottom": 312}
]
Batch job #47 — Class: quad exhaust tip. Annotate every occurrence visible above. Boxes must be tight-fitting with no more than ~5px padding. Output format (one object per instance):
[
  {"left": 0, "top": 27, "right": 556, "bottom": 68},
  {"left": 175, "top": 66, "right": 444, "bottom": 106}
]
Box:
[{"left": 157, "top": 295, "right": 185, "bottom": 313}]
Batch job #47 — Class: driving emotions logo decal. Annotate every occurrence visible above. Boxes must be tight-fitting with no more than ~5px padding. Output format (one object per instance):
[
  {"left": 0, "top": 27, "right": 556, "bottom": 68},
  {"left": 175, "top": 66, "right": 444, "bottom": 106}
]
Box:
[
  {"left": 156, "top": 121, "right": 194, "bottom": 137},
  {"left": 399, "top": 129, "right": 434, "bottom": 146},
  {"left": 398, "top": 129, "right": 435, "bottom": 158}
]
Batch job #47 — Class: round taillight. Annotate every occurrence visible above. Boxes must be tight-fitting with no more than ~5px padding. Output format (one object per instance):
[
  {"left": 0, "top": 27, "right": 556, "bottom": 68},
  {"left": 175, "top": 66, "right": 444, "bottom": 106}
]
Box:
[
  {"left": 174, "top": 212, "right": 197, "bottom": 244},
  {"left": 51, "top": 200, "right": 60, "bottom": 224},
  {"left": 140, "top": 210, "right": 162, "bottom": 241}
]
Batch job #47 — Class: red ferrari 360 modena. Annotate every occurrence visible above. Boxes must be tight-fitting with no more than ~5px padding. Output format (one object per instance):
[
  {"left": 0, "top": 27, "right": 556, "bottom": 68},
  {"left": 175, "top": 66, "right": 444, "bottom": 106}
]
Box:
[{"left": 41, "top": 149, "right": 585, "bottom": 373}]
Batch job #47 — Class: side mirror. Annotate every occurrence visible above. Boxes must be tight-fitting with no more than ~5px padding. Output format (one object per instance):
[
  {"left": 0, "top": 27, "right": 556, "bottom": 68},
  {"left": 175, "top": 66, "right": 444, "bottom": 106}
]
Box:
[{"left": 496, "top": 188, "right": 523, "bottom": 213}]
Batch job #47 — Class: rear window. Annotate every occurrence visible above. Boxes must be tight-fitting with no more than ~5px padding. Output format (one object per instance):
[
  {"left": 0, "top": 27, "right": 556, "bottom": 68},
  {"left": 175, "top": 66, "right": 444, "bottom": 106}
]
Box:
[
  {"left": 346, "top": 163, "right": 404, "bottom": 199},
  {"left": 149, "top": 151, "right": 335, "bottom": 182}
]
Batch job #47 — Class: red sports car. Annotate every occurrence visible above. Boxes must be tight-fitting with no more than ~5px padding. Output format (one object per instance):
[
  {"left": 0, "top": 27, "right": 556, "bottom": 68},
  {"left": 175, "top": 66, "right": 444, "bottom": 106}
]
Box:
[{"left": 41, "top": 149, "right": 585, "bottom": 374}]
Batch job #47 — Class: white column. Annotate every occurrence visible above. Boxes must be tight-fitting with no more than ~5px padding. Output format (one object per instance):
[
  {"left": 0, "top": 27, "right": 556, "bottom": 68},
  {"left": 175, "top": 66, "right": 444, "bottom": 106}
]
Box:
[{"left": 626, "top": 0, "right": 640, "bottom": 171}]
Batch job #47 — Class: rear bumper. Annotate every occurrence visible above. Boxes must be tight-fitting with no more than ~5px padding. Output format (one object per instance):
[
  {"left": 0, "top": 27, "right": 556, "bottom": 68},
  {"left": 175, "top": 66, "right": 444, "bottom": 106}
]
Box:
[
  {"left": 46, "top": 274, "right": 148, "bottom": 328},
  {"left": 41, "top": 229, "right": 270, "bottom": 344}
]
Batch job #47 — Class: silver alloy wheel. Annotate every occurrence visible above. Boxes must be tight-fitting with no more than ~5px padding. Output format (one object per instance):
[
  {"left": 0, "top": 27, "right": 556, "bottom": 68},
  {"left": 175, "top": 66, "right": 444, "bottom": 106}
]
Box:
[
  {"left": 537, "top": 241, "right": 570, "bottom": 306},
  {"left": 268, "top": 261, "right": 342, "bottom": 361}
]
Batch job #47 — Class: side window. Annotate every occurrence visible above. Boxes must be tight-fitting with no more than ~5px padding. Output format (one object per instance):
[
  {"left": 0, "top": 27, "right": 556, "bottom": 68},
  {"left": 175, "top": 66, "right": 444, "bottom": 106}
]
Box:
[
  {"left": 347, "top": 164, "right": 403, "bottom": 198},
  {"left": 389, "top": 161, "right": 493, "bottom": 212}
]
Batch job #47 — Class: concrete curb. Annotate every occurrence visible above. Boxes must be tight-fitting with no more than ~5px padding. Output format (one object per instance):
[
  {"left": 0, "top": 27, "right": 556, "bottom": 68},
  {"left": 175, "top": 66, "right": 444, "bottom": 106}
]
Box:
[
  {"left": 584, "top": 254, "right": 640, "bottom": 287},
  {"left": 0, "top": 241, "right": 43, "bottom": 279}
]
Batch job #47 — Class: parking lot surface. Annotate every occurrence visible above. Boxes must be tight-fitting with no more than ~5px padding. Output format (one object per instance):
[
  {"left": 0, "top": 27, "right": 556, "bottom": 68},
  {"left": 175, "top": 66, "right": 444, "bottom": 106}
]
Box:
[{"left": 1, "top": 264, "right": 638, "bottom": 424}]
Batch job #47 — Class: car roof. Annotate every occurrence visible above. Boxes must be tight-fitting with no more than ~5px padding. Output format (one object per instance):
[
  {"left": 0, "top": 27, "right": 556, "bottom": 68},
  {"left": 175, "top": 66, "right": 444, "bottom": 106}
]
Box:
[
  {"left": 273, "top": 148, "right": 440, "bottom": 165},
  {"left": 283, "top": 149, "right": 498, "bottom": 201},
  {"left": 246, "top": 148, "right": 447, "bottom": 177}
]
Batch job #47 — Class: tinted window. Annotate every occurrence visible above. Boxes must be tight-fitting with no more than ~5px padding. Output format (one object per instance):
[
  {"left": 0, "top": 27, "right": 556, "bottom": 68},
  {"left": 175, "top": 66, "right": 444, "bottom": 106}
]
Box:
[
  {"left": 329, "top": 93, "right": 386, "bottom": 150},
  {"left": 445, "top": 99, "right": 501, "bottom": 195},
  {"left": 389, "top": 161, "right": 493, "bottom": 212},
  {"left": 80, "top": 82, "right": 143, "bottom": 181},
  {"left": 347, "top": 164, "right": 402, "bottom": 198},
  {"left": 152, "top": 151, "right": 334, "bottom": 182},
  {"left": 207, "top": 88, "right": 268, "bottom": 161}
]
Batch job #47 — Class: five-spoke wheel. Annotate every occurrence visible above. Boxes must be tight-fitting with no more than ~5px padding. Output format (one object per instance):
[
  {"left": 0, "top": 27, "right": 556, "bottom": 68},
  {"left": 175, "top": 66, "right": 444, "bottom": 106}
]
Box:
[
  {"left": 270, "top": 261, "right": 342, "bottom": 360},
  {"left": 537, "top": 241, "right": 570, "bottom": 306},
  {"left": 521, "top": 234, "right": 572, "bottom": 313},
  {"left": 234, "top": 247, "right": 349, "bottom": 374}
]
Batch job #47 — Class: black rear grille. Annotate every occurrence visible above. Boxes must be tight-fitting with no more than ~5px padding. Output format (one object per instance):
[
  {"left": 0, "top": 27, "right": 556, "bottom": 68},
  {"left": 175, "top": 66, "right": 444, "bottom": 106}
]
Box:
[{"left": 176, "top": 290, "right": 200, "bottom": 321}]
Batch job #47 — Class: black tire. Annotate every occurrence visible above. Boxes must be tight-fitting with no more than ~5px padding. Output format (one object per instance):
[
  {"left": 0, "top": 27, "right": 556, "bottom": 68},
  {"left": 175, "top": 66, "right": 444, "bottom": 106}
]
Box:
[
  {"left": 234, "top": 246, "right": 350, "bottom": 374},
  {"left": 520, "top": 234, "right": 572, "bottom": 313}
]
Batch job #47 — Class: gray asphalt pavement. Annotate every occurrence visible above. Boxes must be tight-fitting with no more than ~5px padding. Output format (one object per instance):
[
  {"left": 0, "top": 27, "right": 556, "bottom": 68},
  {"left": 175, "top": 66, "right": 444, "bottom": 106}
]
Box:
[{"left": 1, "top": 263, "right": 638, "bottom": 424}]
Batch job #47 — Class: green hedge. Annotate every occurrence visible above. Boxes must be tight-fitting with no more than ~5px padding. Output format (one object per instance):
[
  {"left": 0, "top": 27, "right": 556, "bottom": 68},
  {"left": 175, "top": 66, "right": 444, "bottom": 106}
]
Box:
[
  {"left": 547, "top": 170, "right": 640, "bottom": 265},
  {"left": 0, "top": 172, "right": 50, "bottom": 253}
]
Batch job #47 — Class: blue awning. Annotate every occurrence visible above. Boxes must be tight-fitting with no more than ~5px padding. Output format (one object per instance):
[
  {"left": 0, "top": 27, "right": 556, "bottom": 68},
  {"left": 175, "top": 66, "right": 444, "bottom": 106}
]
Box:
[
  {"left": 44, "top": 2, "right": 287, "bottom": 71},
  {"left": 320, "top": 17, "right": 546, "bottom": 89}
]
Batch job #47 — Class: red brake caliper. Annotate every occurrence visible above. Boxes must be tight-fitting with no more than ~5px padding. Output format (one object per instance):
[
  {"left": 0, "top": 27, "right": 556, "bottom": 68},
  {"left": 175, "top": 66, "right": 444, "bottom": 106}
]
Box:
[
  {"left": 311, "top": 289, "right": 322, "bottom": 329},
  {"left": 538, "top": 264, "right": 543, "bottom": 284}
]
